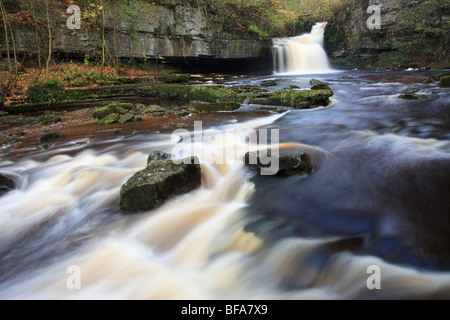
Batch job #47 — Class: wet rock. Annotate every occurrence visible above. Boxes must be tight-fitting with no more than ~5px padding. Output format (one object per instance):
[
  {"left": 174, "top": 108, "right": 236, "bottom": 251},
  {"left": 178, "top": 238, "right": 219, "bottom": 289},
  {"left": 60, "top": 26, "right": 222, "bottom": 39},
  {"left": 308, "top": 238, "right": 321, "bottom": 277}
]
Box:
[
  {"left": 119, "top": 155, "right": 201, "bottom": 213},
  {"left": 250, "top": 88, "right": 333, "bottom": 109},
  {"left": 39, "top": 132, "right": 60, "bottom": 143},
  {"left": 310, "top": 80, "right": 331, "bottom": 90},
  {"left": 0, "top": 173, "right": 15, "bottom": 195},
  {"left": 147, "top": 151, "right": 170, "bottom": 165},
  {"left": 260, "top": 80, "right": 278, "bottom": 87},
  {"left": 93, "top": 103, "right": 132, "bottom": 120},
  {"left": 244, "top": 151, "right": 313, "bottom": 176},
  {"left": 35, "top": 144, "right": 51, "bottom": 151},
  {"left": 99, "top": 113, "right": 120, "bottom": 126},
  {"left": 146, "top": 105, "right": 167, "bottom": 116},
  {"left": 118, "top": 113, "right": 135, "bottom": 125},
  {"left": 189, "top": 100, "right": 240, "bottom": 113},
  {"left": 111, "top": 128, "right": 124, "bottom": 134},
  {"left": 0, "top": 115, "right": 34, "bottom": 125},
  {"left": 37, "top": 114, "right": 61, "bottom": 124},
  {"left": 398, "top": 94, "right": 428, "bottom": 99}
]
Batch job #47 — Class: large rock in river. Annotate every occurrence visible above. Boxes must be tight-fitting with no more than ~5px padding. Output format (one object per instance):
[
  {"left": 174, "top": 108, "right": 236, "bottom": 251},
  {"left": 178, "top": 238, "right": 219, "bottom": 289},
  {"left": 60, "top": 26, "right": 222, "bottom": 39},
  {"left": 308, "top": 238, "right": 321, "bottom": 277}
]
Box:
[
  {"left": 244, "top": 151, "right": 313, "bottom": 176},
  {"left": 119, "top": 153, "right": 201, "bottom": 213},
  {"left": 0, "top": 174, "right": 16, "bottom": 195}
]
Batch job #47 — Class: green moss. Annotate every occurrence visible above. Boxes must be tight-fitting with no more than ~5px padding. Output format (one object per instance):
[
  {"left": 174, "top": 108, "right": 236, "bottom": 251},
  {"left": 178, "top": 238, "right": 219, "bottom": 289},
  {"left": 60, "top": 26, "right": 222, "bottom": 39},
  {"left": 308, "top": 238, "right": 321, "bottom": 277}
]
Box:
[
  {"left": 35, "top": 144, "right": 51, "bottom": 151},
  {"left": 92, "top": 104, "right": 118, "bottom": 119},
  {"left": 111, "top": 128, "right": 124, "bottom": 134},
  {"left": 0, "top": 115, "right": 34, "bottom": 125},
  {"left": 250, "top": 88, "right": 333, "bottom": 109},
  {"left": 27, "top": 78, "right": 65, "bottom": 103},
  {"left": 260, "top": 80, "right": 278, "bottom": 87},
  {"left": 189, "top": 101, "right": 241, "bottom": 113},
  {"left": 37, "top": 114, "right": 61, "bottom": 124},
  {"left": 147, "top": 85, "right": 245, "bottom": 104},
  {"left": 398, "top": 94, "right": 428, "bottom": 99},
  {"left": 39, "top": 132, "right": 60, "bottom": 143},
  {"left": 132, "top": 130, "right": 142, "bottom": 136},
  {"left": 99, "top": 113, "right": 120, "bottom": 126},
  {"left": 119, "top": 156, "right": 201, "bottom": 212}
]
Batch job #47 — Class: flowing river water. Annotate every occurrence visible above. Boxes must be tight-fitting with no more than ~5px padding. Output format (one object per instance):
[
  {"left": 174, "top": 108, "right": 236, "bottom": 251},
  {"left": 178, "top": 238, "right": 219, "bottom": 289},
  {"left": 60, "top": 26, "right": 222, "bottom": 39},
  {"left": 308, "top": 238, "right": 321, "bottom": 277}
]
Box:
[{"left": 0, "top": 69, "right": 449, "bottom": 300}]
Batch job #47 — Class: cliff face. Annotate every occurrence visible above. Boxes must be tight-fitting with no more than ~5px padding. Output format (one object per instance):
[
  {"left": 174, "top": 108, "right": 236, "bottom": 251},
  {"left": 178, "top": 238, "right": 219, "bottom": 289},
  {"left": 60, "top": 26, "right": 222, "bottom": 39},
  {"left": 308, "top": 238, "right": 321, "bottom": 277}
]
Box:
[
  {"left": 6, "top": 1, "right": 272, "bottom": 72},
  {"left": 325, "top": 0, "right": 449, "bottom": 68}
]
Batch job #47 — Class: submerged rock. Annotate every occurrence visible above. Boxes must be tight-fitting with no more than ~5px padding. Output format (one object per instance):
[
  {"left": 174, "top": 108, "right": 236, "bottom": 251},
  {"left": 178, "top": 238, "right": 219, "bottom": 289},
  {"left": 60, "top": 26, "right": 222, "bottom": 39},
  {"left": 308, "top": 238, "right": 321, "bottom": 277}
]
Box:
[
  {"left": 0, "top": 174, "right": 15, "bottom": 195},
  {"left": 119, "top": 155, "right": 201, "bottom": 213},
  {"left": 39, "top": 132, "right": 60, "bottom": 143},
  {"left": 244, "top": 151, "right": 313, "bottom": 176}
]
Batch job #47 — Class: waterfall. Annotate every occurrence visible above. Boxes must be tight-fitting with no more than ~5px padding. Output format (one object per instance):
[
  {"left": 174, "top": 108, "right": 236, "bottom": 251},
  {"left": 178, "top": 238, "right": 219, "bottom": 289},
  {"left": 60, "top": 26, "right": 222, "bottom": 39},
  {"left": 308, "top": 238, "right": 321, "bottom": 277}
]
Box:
[{"left": 273, "top": 22, "right": 332, "bottom": 74}]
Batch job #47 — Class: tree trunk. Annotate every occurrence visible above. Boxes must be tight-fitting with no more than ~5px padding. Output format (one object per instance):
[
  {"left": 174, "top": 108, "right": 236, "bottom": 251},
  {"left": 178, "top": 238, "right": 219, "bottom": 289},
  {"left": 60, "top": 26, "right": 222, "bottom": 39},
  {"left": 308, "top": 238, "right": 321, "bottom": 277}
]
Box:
[
  {"left": 45, "top": 0, "right": 52, "bottom": 81},
  {"left": 0, "top": 0, "right": 11, "bottom": 74},
  {"left": 100, "top": 0, "right": 106, "bottom": 78}
]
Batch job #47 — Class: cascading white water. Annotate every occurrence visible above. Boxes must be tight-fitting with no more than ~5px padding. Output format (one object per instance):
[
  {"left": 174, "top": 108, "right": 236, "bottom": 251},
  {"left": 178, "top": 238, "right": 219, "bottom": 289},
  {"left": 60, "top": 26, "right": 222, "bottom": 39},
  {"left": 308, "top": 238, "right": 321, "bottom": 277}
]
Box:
[{"left": 273, "top": 22, "right": 332, "bottom": 74}]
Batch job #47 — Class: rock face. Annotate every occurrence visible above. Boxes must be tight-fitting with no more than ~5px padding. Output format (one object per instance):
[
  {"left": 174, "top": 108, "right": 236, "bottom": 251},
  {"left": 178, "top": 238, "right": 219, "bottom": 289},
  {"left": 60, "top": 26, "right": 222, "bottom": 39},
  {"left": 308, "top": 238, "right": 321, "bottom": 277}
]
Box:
[
  {"left": 5, "top": 1, "right": 271, "bottom": 71},
  {"left": 325, "top": 0, "right": 449, "bottom": 67},
  {"left": 119, "top": 152, "right": 201, "bottom": 213},
  {"left": 0, "top": 174, "right": 16, "bottom": 195}
]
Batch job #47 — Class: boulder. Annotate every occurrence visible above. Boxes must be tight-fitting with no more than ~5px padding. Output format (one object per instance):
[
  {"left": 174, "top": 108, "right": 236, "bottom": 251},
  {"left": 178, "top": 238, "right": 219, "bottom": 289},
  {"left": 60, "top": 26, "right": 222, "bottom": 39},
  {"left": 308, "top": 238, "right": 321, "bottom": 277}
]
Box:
[
  {"left": 0, "top": 174, "right": 16, "bottom": 195},
  {"left": 99, "top": 113, "right": 120, "bottom": 126},
  {"left": 398, "top": 94, "right": 428, "bottom": 100},
  {"left": 39, "top": 132, "right": 60, "bottom": 143},
  {"left": 118, "top": 113, "right": 135, "bottom": 125},
  {"left": 244, "top": 151, "right": 313, "bottom": 176},
  {"left": 119, "top": 155, "right": 201, "bottom": 213}
]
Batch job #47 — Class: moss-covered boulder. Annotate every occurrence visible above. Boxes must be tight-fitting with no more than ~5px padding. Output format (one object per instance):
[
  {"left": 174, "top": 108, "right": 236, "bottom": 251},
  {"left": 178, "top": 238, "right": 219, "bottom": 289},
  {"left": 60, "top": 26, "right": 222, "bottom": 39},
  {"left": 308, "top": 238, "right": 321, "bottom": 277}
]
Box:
[
  {"left": 0, "top": 173, "right": 16, "bottom": 195},
  {"left": 93, "top": 103, "right": 133, "bottom": 120},
  {"left": 92, "top": 104, "right": 118, "bottom": 119},
  {"left": 189, "top": 100, "right": 241, "bottom": 113},
  {"left": 39, "top": 132, "right": 60, "bottom": 143},
  {"left": 119, "top": 155, "right": 201, "bottom": 213},
  {"left": 37, "top": 114, "right": 61, "bottom": 124},
  {"left": 250, "top": 88, "right": 333, "bottom": 109},
  {"left": 310, "top": 80, "right": 331, "bottom": 91},
  {"left": 99, "top": 113, "right": 120, "bottom": 126},
  {"left": 398, "top": 94, "right": 428, "bottom": 99},
  {"left": 244, "top": 151, "right": 313, "bottom": 176}
]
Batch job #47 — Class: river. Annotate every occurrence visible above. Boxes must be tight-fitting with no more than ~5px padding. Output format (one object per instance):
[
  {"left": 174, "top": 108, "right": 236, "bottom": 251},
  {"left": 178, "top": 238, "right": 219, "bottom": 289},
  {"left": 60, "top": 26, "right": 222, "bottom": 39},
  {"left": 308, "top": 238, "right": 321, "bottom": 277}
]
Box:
[{"left": 0, "top": 69, "right": 449, "bottom": 300}]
